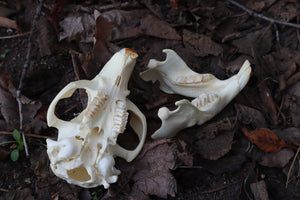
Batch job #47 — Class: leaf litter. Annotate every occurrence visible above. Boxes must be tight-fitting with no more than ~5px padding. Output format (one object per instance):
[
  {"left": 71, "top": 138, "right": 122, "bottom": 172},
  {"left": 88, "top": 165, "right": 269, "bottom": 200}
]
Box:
[{"left": 0, "top": 0, "right": 300, "bottom": 199}]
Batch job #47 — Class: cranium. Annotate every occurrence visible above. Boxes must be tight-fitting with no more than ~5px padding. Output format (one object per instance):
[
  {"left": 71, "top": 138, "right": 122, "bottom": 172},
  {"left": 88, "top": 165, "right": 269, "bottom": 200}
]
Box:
[
  {"left": 46, "top": 48, "right": 146, "bottom": 188},
  {"left": 140, "top": 49, "right": 251, "bottom": 139}
]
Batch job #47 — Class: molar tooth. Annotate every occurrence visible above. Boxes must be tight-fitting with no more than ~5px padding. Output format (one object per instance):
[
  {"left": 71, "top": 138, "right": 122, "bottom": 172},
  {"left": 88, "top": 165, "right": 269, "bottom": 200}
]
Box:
[
  {"left": 191, "top": 93, "right": 219, "bottom": 109},
  {"left": 112, "top": 100, "right": 129, "bottom": 133},
  {"left": 176, "top": 74, "right": 214, "bottom": 84},
  {"left": 83, "top": 91, "right": 108, "bottom": 123}
]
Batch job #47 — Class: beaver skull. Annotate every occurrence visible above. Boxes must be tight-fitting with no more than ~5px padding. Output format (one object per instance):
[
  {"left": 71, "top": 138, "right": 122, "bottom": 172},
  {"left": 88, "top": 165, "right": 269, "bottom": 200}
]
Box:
[{"left": 46, "top": 48, "right": 146, "bottom": 188}]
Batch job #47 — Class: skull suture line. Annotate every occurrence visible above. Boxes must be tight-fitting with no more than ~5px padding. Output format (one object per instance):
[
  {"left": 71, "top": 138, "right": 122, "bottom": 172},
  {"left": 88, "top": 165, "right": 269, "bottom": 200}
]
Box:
[{"left": 46, "top": 48, "right": 146, "bottom": 188}]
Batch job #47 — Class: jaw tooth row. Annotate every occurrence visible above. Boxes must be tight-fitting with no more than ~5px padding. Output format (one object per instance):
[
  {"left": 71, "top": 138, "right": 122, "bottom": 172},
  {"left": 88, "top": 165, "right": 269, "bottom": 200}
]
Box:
[
  {"left": 191, "top": 93, "right": 219, "bottom": 108},
  {"left": 176, "top": 74, "right": 213, "bottom": 84},
  {"left": 83, "top": 91, "right": 108, "bottom": 123},
  {"left": 112, "top": 100, "right": 129, "bottom": 134}
]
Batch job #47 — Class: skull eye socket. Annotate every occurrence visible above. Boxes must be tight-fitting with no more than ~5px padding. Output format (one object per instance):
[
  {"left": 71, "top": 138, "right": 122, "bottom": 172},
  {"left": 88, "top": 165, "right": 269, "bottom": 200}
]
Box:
[
  {"left": 55, "top": 89, "right": 88, "bottom": 121},
  {"left": 67, "top": 166, "right": 91, "bottom": 182}
]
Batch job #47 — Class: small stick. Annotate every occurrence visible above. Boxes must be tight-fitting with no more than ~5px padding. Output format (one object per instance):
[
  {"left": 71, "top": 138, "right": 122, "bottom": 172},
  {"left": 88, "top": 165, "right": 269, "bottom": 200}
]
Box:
[
  {"left": 0, "top": 131, "right": 55, "bottom": 140},
  {"left": 0, "top": 32, "right": 30, "bottom": 40},
  {"left": 226, "top": 0, "right": 300, "bottom": 29},
  {"left": 16, "top": 0, "right": 45, "bottom": 157},
  {"left": 286, "top": 146, "right": 300, "bottom": 188}
]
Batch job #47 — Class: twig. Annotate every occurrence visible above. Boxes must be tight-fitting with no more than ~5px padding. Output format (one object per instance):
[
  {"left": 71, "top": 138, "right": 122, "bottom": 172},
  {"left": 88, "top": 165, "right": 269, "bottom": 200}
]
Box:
[
  {"left": 0, "top": 131, "right": 55, "bottom": 140},
  {"left": 16, "top": 0, "right": 45, "bottom": 157},
  {"left": 0, "top": 188, "right": 9, "bottom": 192},
  {"left": 199, "top": 181, "right": 240, "bottom": 194},
  {"left": 286, "top": 146, "right": 300, "bottom": 188},
  {"left": 0, "top": 32, "right": 30, "bottom": 40},
  {"left": 226, "top": 0, "right": 300, "bottom": 29}
]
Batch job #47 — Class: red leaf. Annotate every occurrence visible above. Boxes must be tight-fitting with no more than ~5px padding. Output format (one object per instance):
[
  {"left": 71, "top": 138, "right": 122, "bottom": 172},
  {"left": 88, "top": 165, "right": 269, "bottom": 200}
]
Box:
[
  {"left": 169, "top": 0, "right": 179, "bottom": 10},
  {"left": 240, "top": 125, "right": 297, "bottom": 152},
  {"left": 93, "top": 15, "right": 114, "bottom": 67}
]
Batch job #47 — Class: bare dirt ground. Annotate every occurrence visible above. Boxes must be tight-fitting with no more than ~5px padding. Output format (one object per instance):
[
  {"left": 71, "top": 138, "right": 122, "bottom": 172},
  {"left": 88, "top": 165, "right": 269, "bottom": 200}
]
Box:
[{"left": 0, "top": 0, "right": 300, "bottom": 199}]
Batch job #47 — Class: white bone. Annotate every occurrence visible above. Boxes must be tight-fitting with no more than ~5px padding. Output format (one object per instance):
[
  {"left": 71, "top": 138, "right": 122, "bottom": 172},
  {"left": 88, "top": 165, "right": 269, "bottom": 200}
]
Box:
[
  {"left": 46, "top": 48, "right": 146, "bottom": 188},
  {"left": 140, "top": 49, "right": 251, "bottom": 139}
]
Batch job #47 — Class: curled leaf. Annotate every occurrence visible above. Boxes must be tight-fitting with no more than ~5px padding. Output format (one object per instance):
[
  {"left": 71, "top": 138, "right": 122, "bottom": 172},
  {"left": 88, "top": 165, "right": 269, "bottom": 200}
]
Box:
[{"left": 240, "top": 125, "right": 297, "bottom": 152}]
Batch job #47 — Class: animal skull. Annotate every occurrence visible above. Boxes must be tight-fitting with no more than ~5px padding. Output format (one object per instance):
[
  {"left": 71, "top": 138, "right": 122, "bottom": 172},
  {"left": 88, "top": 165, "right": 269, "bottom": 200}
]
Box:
[
  {"left": 47, "top": 48, "right": 146, "bottom": 188},
  {"left": 140, "top": 49, "right": 251, "bottom": 139}
]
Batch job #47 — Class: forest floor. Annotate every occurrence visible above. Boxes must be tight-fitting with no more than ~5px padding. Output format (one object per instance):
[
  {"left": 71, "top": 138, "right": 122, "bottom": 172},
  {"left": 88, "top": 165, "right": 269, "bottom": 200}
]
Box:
[{"left": 0, "top": 0, "right": 300, "bottom": 199}]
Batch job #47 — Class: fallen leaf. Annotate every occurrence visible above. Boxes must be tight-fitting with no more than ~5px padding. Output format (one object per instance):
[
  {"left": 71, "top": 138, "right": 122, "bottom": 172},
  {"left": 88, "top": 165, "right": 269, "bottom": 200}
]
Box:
[
  {"left": 226, "top": 55, "right": 254, "bottom": 74},
  {"left": 183, "top": 29, "right": 223, "bottom": 57},
  {"left": 116, "top": 139, "right": 192, "bottom": 199},
  {"left": 193, "top": 118, "right": 235, "bottom": 160},
  {"left": 283, "top": 94, "right": 300, "bottom": 126},
  {"left": 0, "top": 149, "right": 10, "bottom": 160},
  {"left": 267, "top": 0, "right": 298, "bottom": 22},
  {"left": 258, "top": 80, "right": 278, "bottom": 125},
  {"left": 169, "top": 0, "right": 179, "bottom": 9},
  {"left": 3, "top": 188, "right": 34, "bottom": 200},
  {"left": 232, "top": 26, "right": 273, "bottom": 56},
  {"left": 36, "top": 17, "right": 57, "bottom": 57},
  {"left": 0, "top": 6, "right": 17, "bottom": 17},
  {"left": 130, "top": 141, "right": 177, "bottom": 198},
  {"left": 240, "top": 126, "right": 297, "bottom": 152},
  {"left": 47, "top": 0, "right": 70, "bottom": 36},
  {"left": 102, "top": 9, "right": 145, "bottom": 41},
  {"left": 235, "top": 104, "right": 267, "bottom": 128},
  {"left": 250, "top": 180, "right": 270, "bottom": 200},
  {"left": 102, "top": 9, "right": 180, "bottom": 41},
  {"left": 0, "top": 16, "right": 20, "bottom": 30},
  {"left": 0, "top": 73, "right": 45, "bottom": 133},
  {"left": 93, "top": 14, "right": 114, "bottom": 68},
  {"left": 59, "top": 13, "right": 95, "bottom": 42},
  {"left": 273, "top": 128, "right": 300, "bottom": 146},
  {"left": 140, "top": 14, "right": 181, "bottom": 40},
  {"left": 259, "top": 149, "right": 294, "bottom": 168}
]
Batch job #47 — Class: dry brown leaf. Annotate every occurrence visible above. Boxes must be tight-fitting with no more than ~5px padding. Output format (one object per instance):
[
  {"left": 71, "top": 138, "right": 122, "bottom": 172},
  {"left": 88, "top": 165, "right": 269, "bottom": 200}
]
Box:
[
  {"left": 36, "top": 17, "right": 57, "bottom": 57},
  {"left": 259, "top": 148, "right": 294, "bottom": 168},
  {"left": 240, "top": 126, "right": 297, "bottom": 152},
  {"left": 183, "top": 29, "right": 223, "bottom": 57},
  {"left": 258, "top": 80, "right": 278, "bottom": 125},
  {"left": 283, "top": 94, "right": 300, "bottom": 126},
  {"left": 193, "top": 118, "right": 235, "bottom": 160},
  {"left": 0, "top": 73, "right": 45, "bottom": 133},
  {"left": 250, "top": 180, "right": 270, "bottom": 200},
  {"left": 115, "top": 139, "right": 193, "bottom": 199},
  {"left": 169, "top": 0, "right": 179, "bottom": 9},
  {"left": 93, "top": 15, "right": 114, "bottom": 69},
  {"left": 59, "top": 13, "right": 95, "bottom": 42},
  {"left": 273, "top": 127, "right": 300, "bottom": 146},
  {"left": 0, "top": 16, "right": 20, "bottom": 30},
  {"left": 3, "top": 188, "right": 34, "bottom": 200},
  {"left": 232, "top": 27, "right": 273, "bottom": 56},
  {"left": 129, "top": 141, "right": 177, "bottom": 199},
  {"left": 235, "top": 104, "right": 267, "bottom": 128},
  {"left": 140, "top": 15, "right": 181, "bottom": 40}
]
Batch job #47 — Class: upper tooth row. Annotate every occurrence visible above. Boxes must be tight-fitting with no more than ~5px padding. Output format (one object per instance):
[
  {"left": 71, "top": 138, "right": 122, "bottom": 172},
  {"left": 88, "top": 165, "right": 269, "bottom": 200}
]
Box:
[
  {"left": 83, "top": 91, "right": 108, "bottom": 123},
  {"left": 112, "top": 100, "right": 129, "bottom": 133}
]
